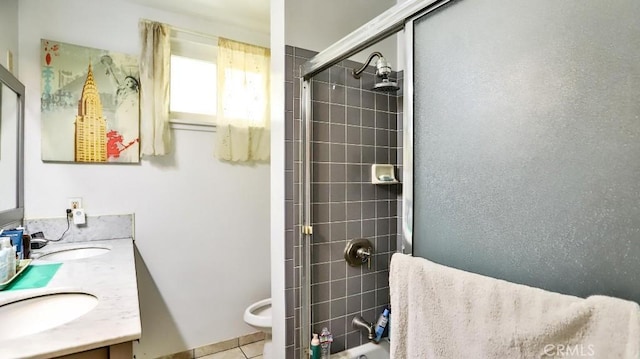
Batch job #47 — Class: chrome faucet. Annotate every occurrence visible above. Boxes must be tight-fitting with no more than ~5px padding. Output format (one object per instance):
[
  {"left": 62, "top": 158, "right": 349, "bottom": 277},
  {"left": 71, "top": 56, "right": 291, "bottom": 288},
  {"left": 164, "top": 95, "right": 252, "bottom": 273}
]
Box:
[{"left": 352, "top": 315, "right": 375, "bottom": 341}]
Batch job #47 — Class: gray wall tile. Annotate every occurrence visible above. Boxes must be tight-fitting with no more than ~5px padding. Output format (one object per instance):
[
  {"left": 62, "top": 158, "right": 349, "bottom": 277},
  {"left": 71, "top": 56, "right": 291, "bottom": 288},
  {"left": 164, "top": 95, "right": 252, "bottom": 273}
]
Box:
[
  {"left": 362, "top": 291, "right": 375, "bottom": 311},
  {"left": 311, "top": 122, "right": 331, "bottom": 142},
  {"left": 361, "top": 109, "right": 375, "bottom": 128},
  {"left": 346, "top": 263, "right": 362, "bottom": 279},
  {"left": 315, "top": 68, "right": 330, "bottom": 83},
  {"left": 312, "top": 283, "right": 330, "bottom": 304},
  {"left": 330, "top": 144, "right": 346, "bottom": 163},
  {"left": 327, "top": 241, "right": 343, "bottom": 262},
  {"left": 347, "top": 276, "right": 361, "bottom": 296},
  {"left": 330, "top": 104, "right": 346, "bottom": 124},
  {"left": 312, "top": 264, "right": 331, "bottom": 284},
  {"left": 361, "top": 91, "right": 375, "bottom": 110},
  {"left": 312, "top": 143, "right": 331, "bottom": 163},
  {"left": 330, "top": 66, "right": 346, "bottom": 86},
  {"left": 346, "top": 202, "right": 361, "bottom": 221},
  {"left": 330, "top": 85, "right": 346, "bottom": 105},
  {"left": 346, "top": 107, "right": 360, "bottom": 126},
  {"left": 330, "top": 261, "right": 346, "bottom": 280},
  {"left": 346, "top": 88, "right": 361, "bottom": 108},
  {"left": 361, "top": 128, "right": 375, "bottom": 146},
  {"left": 294, "top": 48, "right": 317, "bottom": 59},
  {"left": 330, "top": 297, "right": 347, "bottom": 317},
  {"left": 330, "top": 124, "right": 346, "bottom": 144},
  {"left": 346, "top": 145, "right": 361, "bottom": 164},
  {"left": 375, "top": 111, "right": 389, "bottom": 129},
  {"left": 330, "top": 316, "right": 347, "bottom": 338},
  {"left": 329, "top": 220, "right": 347, "bottom": 239},
  {"left": 312, "top": 81, "right": 329, "bottom": 103},
  {"left": 346, "top": 221, "right": 362, "bottom": 239},
  {"left": 362, "top": 273, "right": 376, "bottom": 293},
  {"left": 346, "top": 331, "right": 362, "bottom": 350},
  {"left": 330, "top": 183, "right": 346, "bottom": 202},
  {"left": 312, "top": 243, "right": 331, "bottom": 263},
  {"left": 314, "top": 224, "right": 331, "bottom": 244},
  {"left": 286, "top": 259, "right": 294, "bottom": 289},
  {"left": 346, "top": 166, "right": 362, "bottom": 184},
  {"left": 360, "top": 73, "right": 376, "bottom": 91},
  {"left": 313, "top": 184, "right": 330, "bottom": 203},
  {"left": 375, "top": 93, "right": 389, "bottom": 111},
  {"left": 346, "top": 295, "right": 361, "bottom": 315},
  {"left": 313, "top": 101, "right": 330, "bottom": 122},
  {"left": 346, "top": 126, "right": 361, "bottom": 145},
  {"left": 313, "top": 302, "right": 330, "bottom": 323}
]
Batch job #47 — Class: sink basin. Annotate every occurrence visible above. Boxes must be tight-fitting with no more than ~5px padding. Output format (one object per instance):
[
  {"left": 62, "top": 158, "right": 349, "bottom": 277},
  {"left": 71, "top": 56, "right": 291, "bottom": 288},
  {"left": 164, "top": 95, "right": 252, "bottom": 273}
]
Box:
[
  {"left": 0, "top": 293, "right": 98, "bottom": 341},
  {"left": 38, "top": 247, "right": 110, "bottom": 261}
]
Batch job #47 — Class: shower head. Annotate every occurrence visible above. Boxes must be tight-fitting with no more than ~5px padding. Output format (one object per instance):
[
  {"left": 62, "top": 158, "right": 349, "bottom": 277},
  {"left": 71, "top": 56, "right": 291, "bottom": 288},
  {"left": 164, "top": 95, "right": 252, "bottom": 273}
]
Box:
[
  {"left": 352, "top": 51, "right": 400, "bottom": 93},
  {"left": 372, "top": 78, "right": 400, "bottom": 93}
]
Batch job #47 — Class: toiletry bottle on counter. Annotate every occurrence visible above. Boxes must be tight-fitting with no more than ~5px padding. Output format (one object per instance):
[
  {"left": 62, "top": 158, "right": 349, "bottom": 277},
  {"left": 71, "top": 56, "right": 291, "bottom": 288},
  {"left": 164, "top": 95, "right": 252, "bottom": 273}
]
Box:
[
  {"left": 319, "top": 327, "right": 332, "bottom": 359},
  {"left": 5, "top": 237, "right": 16, "bottom": 278},
  {"left": 22, "top": 234, "right": 31, "bottom": 259},
  {"left": 2, "top": 229, "right": 23, "bottom": 260},
  {"left": 374, "top": 307, "right": 390, "bottom": 342},
  {"left": 0, "top": 238, "right": 9, "bottom": 282},
  {"left": 310, "top": 333, "right": 320, "bottom": 359},
  {"left": 0, "top": 237, "right": 15, "bottom": 280}
]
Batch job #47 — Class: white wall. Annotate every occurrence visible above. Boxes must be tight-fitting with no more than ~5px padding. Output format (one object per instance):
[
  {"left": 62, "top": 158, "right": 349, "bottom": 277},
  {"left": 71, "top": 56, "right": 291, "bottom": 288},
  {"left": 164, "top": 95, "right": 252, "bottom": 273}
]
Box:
[
  {"left": 18, "top": 0, "right": 270, "bottom": 357},
  {"left": 285, "top": 0, "right": 398, "bottom": 67},
  {"left": 270, "top": 0, "right": 286, "bottom": 357},
  {"left": 0, "top": 0, "right": 19, "bottom": 73}
]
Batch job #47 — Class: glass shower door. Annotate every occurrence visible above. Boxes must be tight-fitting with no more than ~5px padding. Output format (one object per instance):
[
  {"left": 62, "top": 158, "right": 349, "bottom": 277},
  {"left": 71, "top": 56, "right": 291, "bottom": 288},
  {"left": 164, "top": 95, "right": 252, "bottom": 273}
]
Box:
[{"left": 410, "top": 0, "right": 640, "bottom": 302}]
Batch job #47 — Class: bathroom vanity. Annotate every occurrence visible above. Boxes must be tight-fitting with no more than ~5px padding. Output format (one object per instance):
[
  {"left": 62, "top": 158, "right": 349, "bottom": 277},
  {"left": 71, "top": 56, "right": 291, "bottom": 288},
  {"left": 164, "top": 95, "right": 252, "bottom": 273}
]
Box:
[
  {"left": 0, "top": 238, "right": 141, "bottom": 359},
  {"left": 0, "top": 58, "right": 140, "bottom": 359}
]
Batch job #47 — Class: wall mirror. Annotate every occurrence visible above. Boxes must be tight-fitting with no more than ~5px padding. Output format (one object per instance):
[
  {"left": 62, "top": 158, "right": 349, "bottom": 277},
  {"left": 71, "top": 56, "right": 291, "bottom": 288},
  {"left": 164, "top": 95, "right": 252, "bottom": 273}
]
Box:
[{"left": 0, "top": 65, "right": 25, "bottom": 228}]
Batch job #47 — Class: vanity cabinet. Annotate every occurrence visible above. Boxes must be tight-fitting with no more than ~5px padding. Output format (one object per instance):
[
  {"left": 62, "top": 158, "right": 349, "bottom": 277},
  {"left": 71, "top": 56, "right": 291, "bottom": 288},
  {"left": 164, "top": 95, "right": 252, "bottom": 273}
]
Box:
[
  {"left": 0, "top": 238, "right": 140, "bottom": 359},
  {"left": 56, "top": 341, "right": 132, "bottom": 359}
]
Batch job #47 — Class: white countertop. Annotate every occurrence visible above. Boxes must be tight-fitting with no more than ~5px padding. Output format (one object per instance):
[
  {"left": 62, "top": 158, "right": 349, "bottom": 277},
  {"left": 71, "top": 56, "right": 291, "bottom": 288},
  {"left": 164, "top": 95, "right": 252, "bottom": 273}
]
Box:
[{"left": 0, "top": 238, "right": 141, "bottom": 358}]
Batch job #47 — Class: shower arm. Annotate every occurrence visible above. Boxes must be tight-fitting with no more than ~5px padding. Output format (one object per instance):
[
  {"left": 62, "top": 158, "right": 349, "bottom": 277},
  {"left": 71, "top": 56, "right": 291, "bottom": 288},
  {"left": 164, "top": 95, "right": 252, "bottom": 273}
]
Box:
[{"left": 352, "top": 51, "right": 384, "bottom": 79}]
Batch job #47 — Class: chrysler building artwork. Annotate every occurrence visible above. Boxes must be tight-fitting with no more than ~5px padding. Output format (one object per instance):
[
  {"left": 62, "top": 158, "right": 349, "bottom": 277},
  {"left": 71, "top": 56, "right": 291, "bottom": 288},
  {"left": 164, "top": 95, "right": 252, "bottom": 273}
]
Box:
[
  {"left": 41, "top": 39, "right": 140, "bottom": 163},
  {"left": 75, "top": 63, "right": 107, "bottom": 162}
]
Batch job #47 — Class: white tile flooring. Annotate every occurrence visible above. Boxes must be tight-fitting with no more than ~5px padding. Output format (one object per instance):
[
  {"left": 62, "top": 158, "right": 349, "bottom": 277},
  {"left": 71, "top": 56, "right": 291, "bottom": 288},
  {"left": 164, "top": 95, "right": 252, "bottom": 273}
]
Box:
[{"left": 200, "top": 340, "right": 264, "bottom": 359}]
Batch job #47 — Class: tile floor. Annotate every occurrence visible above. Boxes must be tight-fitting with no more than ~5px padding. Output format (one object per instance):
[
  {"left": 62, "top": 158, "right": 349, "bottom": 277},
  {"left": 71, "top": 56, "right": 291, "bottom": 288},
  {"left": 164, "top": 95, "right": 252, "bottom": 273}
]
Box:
[{"left": 200, "top": 340, "right": 264, "bottom": 359}]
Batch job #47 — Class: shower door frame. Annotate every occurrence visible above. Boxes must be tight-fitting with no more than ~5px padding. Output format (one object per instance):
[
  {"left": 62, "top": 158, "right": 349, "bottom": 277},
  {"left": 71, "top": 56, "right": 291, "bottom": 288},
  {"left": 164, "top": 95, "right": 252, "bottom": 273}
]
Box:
[{"left": 297, "top": 1, "right": 451, "bottom": 357}]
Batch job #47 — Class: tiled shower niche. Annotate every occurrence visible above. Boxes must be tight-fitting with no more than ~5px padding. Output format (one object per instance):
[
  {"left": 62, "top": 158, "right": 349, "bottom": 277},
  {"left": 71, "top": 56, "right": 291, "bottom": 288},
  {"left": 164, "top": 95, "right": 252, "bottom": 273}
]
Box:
[{"left": 284, "top": 45, "right": 402, "bottom": 358}]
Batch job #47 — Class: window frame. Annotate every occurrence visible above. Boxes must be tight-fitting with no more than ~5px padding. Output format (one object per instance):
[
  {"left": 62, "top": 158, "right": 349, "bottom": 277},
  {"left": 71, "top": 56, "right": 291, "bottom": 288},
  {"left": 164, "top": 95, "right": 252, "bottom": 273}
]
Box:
[{"left": 169, "top": 29, "right": 218, "bottom": 131}]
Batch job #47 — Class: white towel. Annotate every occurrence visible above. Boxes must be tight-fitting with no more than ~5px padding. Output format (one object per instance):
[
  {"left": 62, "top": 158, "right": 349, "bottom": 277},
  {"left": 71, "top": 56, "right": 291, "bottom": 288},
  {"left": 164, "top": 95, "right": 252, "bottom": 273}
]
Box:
[{"left": 389, "top": 253, "right": 640, "bottom": 359}]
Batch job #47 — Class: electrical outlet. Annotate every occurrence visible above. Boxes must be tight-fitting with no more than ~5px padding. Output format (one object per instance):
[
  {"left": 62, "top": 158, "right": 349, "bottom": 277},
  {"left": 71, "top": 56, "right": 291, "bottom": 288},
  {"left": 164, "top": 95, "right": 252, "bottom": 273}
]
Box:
[{"left": 68, "top": 197, "right": 83, "bottom": 210}]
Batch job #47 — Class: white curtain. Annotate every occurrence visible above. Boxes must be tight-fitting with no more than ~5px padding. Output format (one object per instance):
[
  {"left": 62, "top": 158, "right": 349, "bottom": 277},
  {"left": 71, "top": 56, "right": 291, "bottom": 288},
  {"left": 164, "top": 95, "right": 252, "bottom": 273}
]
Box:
[
  {"left": 139, "top": 20, "right": 171, "bottom": 156},
  {"left": 216, "top": 37, "right": 271, "bottom": 162}
]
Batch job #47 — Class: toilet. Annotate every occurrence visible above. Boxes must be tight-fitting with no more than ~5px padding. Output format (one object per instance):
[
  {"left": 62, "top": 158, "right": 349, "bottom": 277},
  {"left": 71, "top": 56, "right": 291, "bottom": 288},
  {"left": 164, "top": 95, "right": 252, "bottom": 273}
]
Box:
[{"left": 243, "top": 298, "right": 272, "bottom": 359}]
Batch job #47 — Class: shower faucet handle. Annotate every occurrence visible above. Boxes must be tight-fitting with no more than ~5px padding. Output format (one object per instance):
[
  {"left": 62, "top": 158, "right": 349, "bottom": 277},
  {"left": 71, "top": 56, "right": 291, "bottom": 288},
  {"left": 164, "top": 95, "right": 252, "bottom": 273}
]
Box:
[
  {"left": 356, "top": 247, "right": 372, "bottom": 269},
  {"left": 344, "top": 238, "right": 374, "bottom": 268}
]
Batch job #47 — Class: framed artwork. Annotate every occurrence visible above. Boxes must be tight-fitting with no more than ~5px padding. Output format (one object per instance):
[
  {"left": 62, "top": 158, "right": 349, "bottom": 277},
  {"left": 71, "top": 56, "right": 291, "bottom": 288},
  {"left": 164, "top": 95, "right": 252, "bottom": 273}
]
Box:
[{"left": 41, "top": 39, "right": 140, "bottom": 163}]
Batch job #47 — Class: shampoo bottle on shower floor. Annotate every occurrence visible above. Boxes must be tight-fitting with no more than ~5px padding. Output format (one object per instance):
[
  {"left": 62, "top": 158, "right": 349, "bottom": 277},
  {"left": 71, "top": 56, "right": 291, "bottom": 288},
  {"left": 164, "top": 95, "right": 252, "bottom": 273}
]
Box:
[
  {"left": 319, "top": 327, "right": 332, "bottom": 358},
  {"left": 310, "top": 333, "right": 320, "bottom": 359},
  {"left": 374, "top": 307, "right": 390, "bottom": 342}
]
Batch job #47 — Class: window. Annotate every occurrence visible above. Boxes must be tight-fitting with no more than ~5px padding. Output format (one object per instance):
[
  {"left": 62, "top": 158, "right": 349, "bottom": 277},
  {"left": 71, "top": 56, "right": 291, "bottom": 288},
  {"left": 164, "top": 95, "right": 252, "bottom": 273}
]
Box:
[
  {"left": 170, "top": 55, "right": 216, "bottom": 116},
  {"left": 169, "top": 30, "right": 218, "bottom": 128}
]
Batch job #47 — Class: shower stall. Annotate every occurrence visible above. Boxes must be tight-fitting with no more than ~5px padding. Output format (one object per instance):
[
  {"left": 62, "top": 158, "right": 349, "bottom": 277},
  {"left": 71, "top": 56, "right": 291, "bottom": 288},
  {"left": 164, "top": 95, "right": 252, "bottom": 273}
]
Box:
[
  {"left": 290, "top": 46, "right": 403, "bottom": 356},
  {"left": 284, "top": 0, "right": 640, "bottom": 358}
]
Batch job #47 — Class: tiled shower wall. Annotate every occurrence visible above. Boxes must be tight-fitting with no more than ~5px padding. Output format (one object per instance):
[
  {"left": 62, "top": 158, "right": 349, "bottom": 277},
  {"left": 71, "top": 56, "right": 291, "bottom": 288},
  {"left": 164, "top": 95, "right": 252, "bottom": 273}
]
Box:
[{"left": 284, "top": 45, "right": 402, "bottom": 358}]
